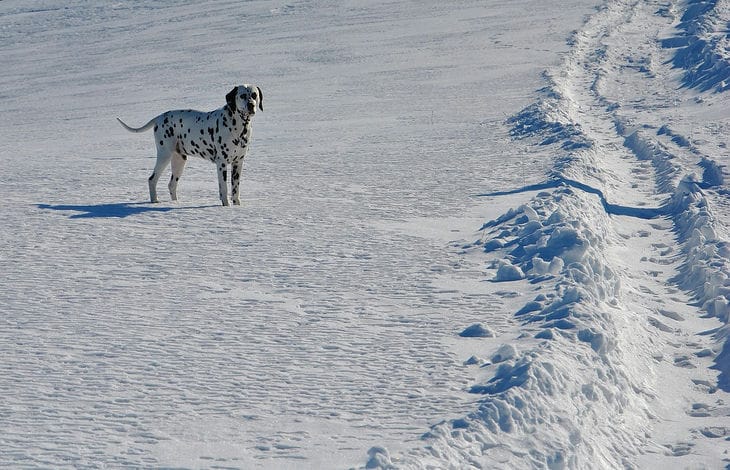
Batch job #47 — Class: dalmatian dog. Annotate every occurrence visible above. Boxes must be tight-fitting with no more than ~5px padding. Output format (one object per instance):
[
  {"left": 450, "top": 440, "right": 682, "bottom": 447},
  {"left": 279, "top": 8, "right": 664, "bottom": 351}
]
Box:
[{"left": 117, "top": 84, "right": 263, "bottom": 206}]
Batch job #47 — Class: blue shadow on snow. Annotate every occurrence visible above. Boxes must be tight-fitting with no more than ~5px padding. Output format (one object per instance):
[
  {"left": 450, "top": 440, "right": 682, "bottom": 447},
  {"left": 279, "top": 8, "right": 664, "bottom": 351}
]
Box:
[
  {"left": 476, "top": 177, "right": 666, "bottom": 223},
  {"left": 37, "top": 202, "right": 216, "bottom": 219}
]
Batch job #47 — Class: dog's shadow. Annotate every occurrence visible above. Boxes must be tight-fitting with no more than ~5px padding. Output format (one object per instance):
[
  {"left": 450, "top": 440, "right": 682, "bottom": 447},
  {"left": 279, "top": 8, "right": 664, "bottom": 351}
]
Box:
[{"left": 37, "top": 202, "right": 217, "bottom": 219}]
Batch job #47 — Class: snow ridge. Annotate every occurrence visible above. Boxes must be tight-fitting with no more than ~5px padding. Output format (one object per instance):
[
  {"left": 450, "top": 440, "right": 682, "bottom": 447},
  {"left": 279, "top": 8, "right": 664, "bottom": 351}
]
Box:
[{"left": 396, "top": 138, "right": 654, "bottom": 467}]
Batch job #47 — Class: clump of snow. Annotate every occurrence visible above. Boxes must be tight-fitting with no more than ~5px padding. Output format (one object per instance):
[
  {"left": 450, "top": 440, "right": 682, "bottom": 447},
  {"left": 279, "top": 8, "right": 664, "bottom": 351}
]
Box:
[
  {"left": 366, "top": 447, "right": 393, "bottom": 469},
  {"left": 464, "top": 355, "right": 485, "bottom": 366},
  {"left": 530, "top": 255, "right": 564, "bottom": 276},
  {"left": 459, "top": 323, "right": 495, "bottom": 338},
  {"left": 491, "top": 344, "right": 518, "bottom": 363},
  {"left": 494, "top": 261, "right": 525, "bottom": 282}
]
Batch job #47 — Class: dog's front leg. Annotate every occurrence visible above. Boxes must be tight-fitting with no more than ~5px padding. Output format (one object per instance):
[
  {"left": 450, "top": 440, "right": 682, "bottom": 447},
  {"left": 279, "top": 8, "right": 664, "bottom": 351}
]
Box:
[
  {"left": 217, "top": 163, "right": 230, "bottom": 206},
  {"left": 231, "top": 161, "right": 243, "bottom": 205}
]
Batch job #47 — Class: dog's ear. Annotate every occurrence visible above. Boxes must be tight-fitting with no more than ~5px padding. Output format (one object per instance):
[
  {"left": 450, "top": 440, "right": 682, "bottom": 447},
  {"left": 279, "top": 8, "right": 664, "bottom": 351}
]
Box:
[
  {"left": 256, "top": 86, "right": 264, "bottom": 111},
  {"left": 226, "top": 86, "right": 238, "bottom": 112}
]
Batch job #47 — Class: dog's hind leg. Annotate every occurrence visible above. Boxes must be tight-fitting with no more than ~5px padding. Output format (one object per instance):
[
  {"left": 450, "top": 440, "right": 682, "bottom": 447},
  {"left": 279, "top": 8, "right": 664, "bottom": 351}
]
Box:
[
  {"left": 149, "top": 148, "right": 172, "bottom": 203},
  {"left": 168, "top": 153, "right": 187, "bottom": 202}
]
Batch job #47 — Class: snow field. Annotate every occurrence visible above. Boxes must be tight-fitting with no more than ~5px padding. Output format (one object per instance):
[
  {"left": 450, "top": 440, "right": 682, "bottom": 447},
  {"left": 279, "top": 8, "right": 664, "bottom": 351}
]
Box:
[{"left": 2, "top": 0, "right": 730, "bottom": 468}]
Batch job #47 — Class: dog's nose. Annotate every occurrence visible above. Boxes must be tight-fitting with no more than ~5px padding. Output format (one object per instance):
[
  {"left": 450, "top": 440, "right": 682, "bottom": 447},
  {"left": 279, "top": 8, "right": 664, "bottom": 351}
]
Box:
[{"left": 247, "top": 102, "right": 256, "bottom": 113}]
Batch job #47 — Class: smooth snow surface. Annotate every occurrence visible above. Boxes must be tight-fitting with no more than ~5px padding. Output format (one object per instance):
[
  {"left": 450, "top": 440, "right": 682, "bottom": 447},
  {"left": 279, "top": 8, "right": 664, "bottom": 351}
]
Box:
[{"left": 2, "top": 0, "right": 730, "bottom": 469}]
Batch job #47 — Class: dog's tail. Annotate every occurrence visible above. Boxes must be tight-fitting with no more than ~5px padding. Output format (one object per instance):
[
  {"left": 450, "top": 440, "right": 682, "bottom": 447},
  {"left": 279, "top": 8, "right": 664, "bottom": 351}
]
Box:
[{"left": 117, "top": 117, "right": 156, "bottom": 133}]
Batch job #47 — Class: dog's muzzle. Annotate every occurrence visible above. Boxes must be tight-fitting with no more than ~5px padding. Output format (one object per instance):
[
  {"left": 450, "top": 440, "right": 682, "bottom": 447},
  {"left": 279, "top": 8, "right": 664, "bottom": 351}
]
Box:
[{"left": 247, "top": 101, "right": 256, "bottom": 114}]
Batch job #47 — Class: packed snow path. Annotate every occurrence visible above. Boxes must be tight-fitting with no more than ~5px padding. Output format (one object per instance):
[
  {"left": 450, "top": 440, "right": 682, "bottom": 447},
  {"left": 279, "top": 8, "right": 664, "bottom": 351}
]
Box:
[{"left": 2, "top": 0, "right": 730, "bottom": 469}]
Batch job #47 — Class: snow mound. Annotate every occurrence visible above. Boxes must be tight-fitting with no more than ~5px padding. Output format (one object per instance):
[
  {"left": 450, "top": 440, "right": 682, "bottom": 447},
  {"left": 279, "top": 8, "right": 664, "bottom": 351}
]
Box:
[
  {"left": 508, "top": 98, "right": 592, "bottom": 151},
  {"left": 366, "top": 447, "right": 394, "bottom": 469},
  {"left": 494, "top": 261, "right": 525, "bottom": 282},
  {"left": 459, "top": 324, "right": 495, "bottom": 338},
  {"left": 407, "top": 184, "right": 651, "bottom": 468}
]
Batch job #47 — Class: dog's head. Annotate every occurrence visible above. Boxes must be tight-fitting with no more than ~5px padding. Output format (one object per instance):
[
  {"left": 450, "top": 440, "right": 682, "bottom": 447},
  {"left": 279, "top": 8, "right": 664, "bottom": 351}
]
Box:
[{"left": 226, "top": 84, "right": 263, "bottom": 116}]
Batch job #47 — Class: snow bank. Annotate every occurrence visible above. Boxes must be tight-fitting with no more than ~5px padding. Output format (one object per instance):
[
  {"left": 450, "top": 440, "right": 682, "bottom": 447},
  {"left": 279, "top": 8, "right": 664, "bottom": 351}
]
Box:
[
  {"left": 391, "top": 84, "right": 663, "bottom": 462},
  {"left": 403, "top": 182, "right": 655, "bottom": 468}
]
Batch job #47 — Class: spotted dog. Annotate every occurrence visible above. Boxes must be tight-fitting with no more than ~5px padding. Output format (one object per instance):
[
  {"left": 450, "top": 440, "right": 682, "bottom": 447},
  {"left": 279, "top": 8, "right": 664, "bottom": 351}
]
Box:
[{"left": 117, "top": 84, "right": 263, "bottom": 206}]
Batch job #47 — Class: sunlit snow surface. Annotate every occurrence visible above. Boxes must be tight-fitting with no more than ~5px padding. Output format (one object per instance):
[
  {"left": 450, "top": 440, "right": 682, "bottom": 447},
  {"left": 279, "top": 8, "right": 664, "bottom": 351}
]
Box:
[{"left": 2, "top": 1, "right": 730, "bottom": 469}]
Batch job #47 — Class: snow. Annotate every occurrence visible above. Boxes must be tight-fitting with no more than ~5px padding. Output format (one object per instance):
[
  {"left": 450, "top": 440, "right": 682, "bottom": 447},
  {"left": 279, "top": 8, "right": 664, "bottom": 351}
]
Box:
[{"left": 2, "top": 0, "right": 730, "bottom": 468}]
